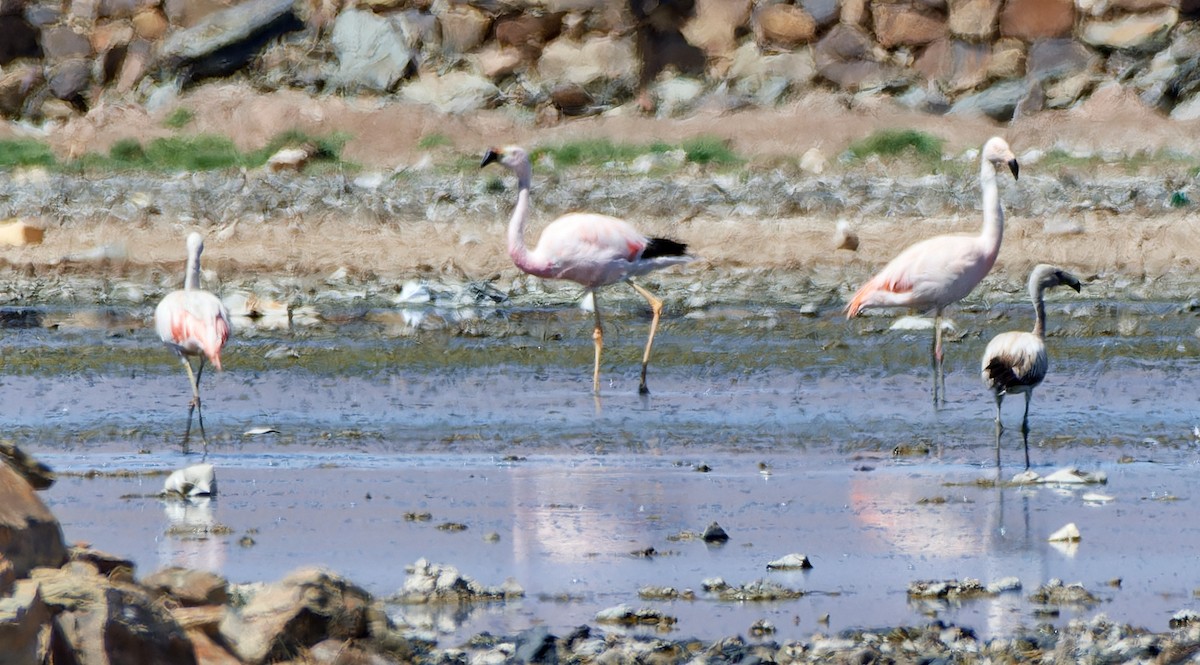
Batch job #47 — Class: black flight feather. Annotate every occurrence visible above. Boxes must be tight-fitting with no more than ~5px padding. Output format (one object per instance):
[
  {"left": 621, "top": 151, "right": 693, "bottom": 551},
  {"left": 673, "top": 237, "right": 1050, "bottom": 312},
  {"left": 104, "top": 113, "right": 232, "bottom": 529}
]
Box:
[{"left": 641, "top": 237, "right": 688, "bottom": 259}]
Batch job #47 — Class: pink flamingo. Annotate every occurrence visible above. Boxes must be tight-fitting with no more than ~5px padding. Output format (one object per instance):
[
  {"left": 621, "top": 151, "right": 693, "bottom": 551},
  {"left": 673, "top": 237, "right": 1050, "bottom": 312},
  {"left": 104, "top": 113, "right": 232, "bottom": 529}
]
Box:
[
  {"left": 981, "top": 264, "right": 1081, "bottom": 469},
  {"left": 846, "top": 136, "right": 1019, "bottom": 407},
  {"left": 481, "top": 145, "right": 693, "bottom": 394},
  {"left": 155, "top": 232, "right": 231, "bottom": 454}
]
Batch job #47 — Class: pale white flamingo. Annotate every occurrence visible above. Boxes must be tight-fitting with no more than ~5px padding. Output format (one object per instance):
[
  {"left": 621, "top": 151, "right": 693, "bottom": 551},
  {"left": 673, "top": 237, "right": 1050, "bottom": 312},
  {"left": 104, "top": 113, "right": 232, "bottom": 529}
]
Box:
[
  {"left": 846, "top": 136, "right": 1019, "bottom": 407},
  {"left": 155, "top": 232, "right": 231, "bottom": 454},
  {"left": 981, "top": 264, "right": 1081, "bottom": 469},
  {"left": 481, "top": 145, "right": 693, "bottom": 394}
]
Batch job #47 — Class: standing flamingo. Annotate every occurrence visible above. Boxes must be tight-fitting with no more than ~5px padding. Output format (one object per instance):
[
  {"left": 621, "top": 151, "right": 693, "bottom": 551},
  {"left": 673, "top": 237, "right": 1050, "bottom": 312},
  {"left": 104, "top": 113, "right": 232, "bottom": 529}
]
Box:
[
  {"left": 155, "top": 232, "right": 231, "bottom": 455},
  {"left": 481, "top": 145, "right": 693, "bottom": 395},
  {"left": 845, "top": 136, "right": 1019, "bottom": 407},
  {"left": 981, "top": 264, "right": 1081, "bottom": 469}
]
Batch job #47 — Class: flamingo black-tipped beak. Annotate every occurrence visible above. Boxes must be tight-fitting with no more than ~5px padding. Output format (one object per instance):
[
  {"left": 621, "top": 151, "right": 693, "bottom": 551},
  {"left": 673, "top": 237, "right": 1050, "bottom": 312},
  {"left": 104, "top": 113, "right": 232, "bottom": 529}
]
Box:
[
  {"left": 1008, "top": 159, "right": 1019, "bottom": 180},
  {"left": 480, "top": 149, "right": 500, "bottom": 168}
]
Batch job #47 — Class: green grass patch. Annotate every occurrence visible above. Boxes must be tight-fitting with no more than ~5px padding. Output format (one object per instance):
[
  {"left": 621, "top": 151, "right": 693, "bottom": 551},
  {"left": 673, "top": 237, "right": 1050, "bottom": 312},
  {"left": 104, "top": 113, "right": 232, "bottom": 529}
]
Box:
[
  {"left": 64, "top": 130, "right": 351, "bottom": 173},
  {"left": 163, "top": 108, "right": 194, "bottom": 129},
  {"left": 0, "top": 139, "right": 57, "bottom": 168},
  {"left": 849, "top": 129, "right": 944, "bottom": 166},
  {"left": 418, "top": 133, "right": 452, "bottom": 150},
  {"left": 533, "top": 136, "right": 740, "bottom": 169}
]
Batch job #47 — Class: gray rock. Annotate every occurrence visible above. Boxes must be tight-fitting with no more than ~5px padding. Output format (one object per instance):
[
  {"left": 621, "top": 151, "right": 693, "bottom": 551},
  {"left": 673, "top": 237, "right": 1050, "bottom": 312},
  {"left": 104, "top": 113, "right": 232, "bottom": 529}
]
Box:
[
  {"left": 800, "top": 0, "right": 840, "bottom": 27},
  {"left": 766, "top": 553, "right": 813, "bottom": 570},
  {"left": 702, "top": 521, "right": 729, "bottom": 543},
  {"left": 947, "top": 78, "right": 1028, "bottom": 120},
  {"left": 159, "top": 0, "right": 302, "bottom": 83},
  {"left": 330, "top": 9, "right": 414, "bottom": 93},
  {"left": 1027, "top": 38, "right": 1097, "bottom": 82}
]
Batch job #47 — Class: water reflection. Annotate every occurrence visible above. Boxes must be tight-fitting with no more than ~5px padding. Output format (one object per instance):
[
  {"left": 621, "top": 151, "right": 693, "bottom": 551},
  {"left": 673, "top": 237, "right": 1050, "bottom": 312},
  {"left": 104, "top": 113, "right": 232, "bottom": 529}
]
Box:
[{"left": 159, "top": 497, "right": 227, "bottom": 572}]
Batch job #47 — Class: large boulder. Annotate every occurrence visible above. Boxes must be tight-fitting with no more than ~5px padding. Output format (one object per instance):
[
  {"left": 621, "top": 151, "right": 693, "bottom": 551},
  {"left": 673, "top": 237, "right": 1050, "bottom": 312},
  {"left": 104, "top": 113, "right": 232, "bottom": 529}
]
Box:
[
  {"left": 34, "top": 563, "right": 197, "bottom": 665},
  {"left": 329, "top": 9, "right": 414, "bottom": 93},
  {"left": 218, "top": 567, "right": 374, "bottom": 665},
  {"left": 0, "top": 578, "right": 51, "bottom": 663},
  {"left": 158, "top": 0, "right": 304, "bottom": 84},
  {"left": 1081, "top": 7, "right": 1178, "bottom": 51},
  {"left": 0, "top": 458, "right": 66, "bottom": 578}
]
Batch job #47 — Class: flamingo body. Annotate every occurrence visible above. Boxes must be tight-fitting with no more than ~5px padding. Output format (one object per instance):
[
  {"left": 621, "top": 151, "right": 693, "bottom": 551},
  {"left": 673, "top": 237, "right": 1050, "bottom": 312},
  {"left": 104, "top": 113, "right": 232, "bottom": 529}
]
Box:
[
  {"left": 482, "top": 145, "right": 693, "bottom": 394},
  {"left": 155, "top": 290, "right": 231, "bottom": 369},
  {"left": 155, "top": 232, "right": 231, "bottom": 454},
  {"left": 981, "top": 264, "right": 1081, "bottom": 469},
  {"left": 524, "top": 212, "right": 691, "bottom": 286},
  {"left": 847, "top": 136, "right": 1019, "bottom": 407}
]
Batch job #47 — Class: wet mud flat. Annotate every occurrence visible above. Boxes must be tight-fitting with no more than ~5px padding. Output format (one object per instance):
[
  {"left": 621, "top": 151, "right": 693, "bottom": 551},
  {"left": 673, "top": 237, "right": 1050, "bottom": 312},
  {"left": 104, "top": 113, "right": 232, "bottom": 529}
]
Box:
[{"left": 8, "top": 299, "right": 1200, "bottom": 648}]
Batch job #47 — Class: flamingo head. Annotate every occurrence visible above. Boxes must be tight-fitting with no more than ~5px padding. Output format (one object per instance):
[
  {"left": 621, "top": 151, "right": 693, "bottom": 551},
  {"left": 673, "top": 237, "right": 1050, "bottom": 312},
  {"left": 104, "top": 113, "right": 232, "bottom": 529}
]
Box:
[
  {"left": 480, "top": 145, "right": 530, "bottom": 171},
  {"left": 481, "top": 145, "right": 533, "bottom": 186},
  {"left": 982, "top": 136, "right": 1019, "bottom": 180},
  {"left": 1029, "top": 264, "right": 1082, "bottom": 295}
]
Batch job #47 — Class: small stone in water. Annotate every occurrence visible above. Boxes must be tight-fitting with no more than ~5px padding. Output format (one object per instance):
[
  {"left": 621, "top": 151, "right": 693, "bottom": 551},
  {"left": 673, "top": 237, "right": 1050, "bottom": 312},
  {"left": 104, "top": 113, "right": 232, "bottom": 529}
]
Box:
[{"left": 702, "top": 522, "right": 730, "bottom": 543}]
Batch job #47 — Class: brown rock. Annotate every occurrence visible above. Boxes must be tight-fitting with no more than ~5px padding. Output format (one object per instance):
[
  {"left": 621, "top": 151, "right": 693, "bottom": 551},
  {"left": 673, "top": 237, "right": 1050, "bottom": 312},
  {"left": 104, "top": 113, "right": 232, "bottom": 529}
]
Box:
[
  {"left": 999, "top": 0, "right": 1074, "bottom": 40},
  {"left": 116, "top": 38, "right": 152, "bottom": 92},
  {"left": 814, "top": 23, "right": 903, "bottom": 91},
  {"left": 550, "top": 81, "right": 593, "bottom": 115},
  {"left": 948, "top": 0, "right": 1001, "bottom": 38},
  {"left": 0, "top": 65, "right": 43, "bottom": 117},
  {"left": 475, "top": 44, "right": 524, "bottom": 79},
  {"left": 915, "top": 38, "right": 991, "bottom": 92},
  {"left": 0, "top": 579, "right": 51, "bottom": 663},
  {"left": 0, "top": 442, "right": 54, "bottom": 489},
  {"left": 35, "top": 565, "right": 197, "bottom": 665},
  {"left": 218, "top": 567, "right": 373, "bottom": 665},
  {"left": 1080, "top": 7, "right": 1177, "bottom": 51},
  {"left": 874, "top": 1, "right": 947, "bottom": 48},
  {"left": 172, "top": 605, "right": 226, "bottom": 632},
  {"left": 0, "top": 461, "right": 66, "bottom": 577},
  {"left": 437, "top": 4, "right": 491, "bottom": 55},
  {"left": 68, "top": 546, "right": 134, "bottom": 577},
  {"left": 682, "top": 0, "right": 752, "bottom": 57},
  {"left": 0, "top": 557, "right": 14, "bottom": 596},
  {"left": 755, "top": 4, "right": 818, "bottom": 49},
  {"left": 988, "top": 37, "right": 1026, "bottom": 79},
  {"left": 132, "top": 7, "right": 169, "bottom": 39},
  {"left": 91, "top": 20, "right": 135, "bottom": 52},
  {"left": 841, "top": 0, "right": 868, "bottom": 25},
  {"left": 188, "top": 628, "right": 242, "bottom": 665},
  {"left": 163, "top": 0, "right": 233, "bottom": 28},
  {"left": 144, "top": 567, "right": 230, "bottom": 607},
  {"left": 495, "top": 11, "right": 565, "bottom": 57}
]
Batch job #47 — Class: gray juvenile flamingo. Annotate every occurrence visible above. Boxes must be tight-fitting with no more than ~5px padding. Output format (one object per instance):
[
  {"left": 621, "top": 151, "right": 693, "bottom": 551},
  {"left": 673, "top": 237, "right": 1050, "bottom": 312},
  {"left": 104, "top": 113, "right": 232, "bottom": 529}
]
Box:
[
  {"left": 846, "top": 136, "right": 1020, "bottom": 407},
  {"left": 481, "top": 145, "right": 693, "bottom": 395},
  {"left": 155, "top": 232, "right": 231, "bottom": 455},
  {"left": 981, "top": 264, "right": 1081, "bottom": 469}
]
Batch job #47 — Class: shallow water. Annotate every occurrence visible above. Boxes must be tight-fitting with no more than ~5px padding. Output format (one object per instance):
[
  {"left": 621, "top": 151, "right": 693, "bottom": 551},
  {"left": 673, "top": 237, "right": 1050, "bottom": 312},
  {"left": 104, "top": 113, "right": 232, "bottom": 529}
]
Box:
[{"left": 8, "top": 298, "right": 1200, "bottom": 645}]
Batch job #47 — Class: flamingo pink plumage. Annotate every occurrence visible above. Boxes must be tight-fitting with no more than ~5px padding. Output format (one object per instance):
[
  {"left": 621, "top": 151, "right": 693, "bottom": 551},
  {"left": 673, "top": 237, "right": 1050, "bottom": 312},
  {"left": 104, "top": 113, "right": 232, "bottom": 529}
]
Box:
[
  {"left": 155, "top": 232, "right": 231, "bottom": 454},
  {"left": 846, "top": 136, "right": 1019, "bottom": 407},
  {"left": 481, "top": 145, "right": 693, "bottom": 394},
  {"left": 981, "top": 264, "right": 1081, "bottom": 469}
]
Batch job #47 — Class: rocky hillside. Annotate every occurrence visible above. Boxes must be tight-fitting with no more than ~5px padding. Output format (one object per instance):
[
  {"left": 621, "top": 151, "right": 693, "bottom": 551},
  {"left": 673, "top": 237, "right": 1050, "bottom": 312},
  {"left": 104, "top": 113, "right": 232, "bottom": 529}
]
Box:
[{"left": 3, "top": 0, "right": 1200, "bottom": 125}]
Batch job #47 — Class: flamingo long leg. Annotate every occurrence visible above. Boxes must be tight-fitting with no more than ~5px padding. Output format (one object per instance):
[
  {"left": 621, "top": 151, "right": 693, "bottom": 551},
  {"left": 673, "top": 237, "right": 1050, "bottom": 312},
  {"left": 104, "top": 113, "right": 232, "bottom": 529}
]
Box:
[
  {"left": 591, "top": 292, "right": 603, "bottom": 394},
  {"left": 180, "top": 356, "right": 198, "bottom": 454},
  {"left": 628, "top": 280, "right": 662, "bottom": 395},
  {"left": 933, "top": 310, "right": 946, "bottom": 408},
  {"left": 1021, "top": 391, "right": 1033, "bottom": 469},
  {"left": 993, "top": 392, "right": 1004, "bottom": 469},
  {"left": 195, "top": 358, "right": 209, "bottom": 457}
]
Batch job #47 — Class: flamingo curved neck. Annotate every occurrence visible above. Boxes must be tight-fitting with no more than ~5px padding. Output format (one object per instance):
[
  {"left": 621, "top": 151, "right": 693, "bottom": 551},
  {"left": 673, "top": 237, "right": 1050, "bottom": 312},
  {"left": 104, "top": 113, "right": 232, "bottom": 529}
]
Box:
[
  {"left": 507, "top": 178, "right": 553, "bottom": 278},
  {"left": 184, "top": 252, "right": 201, "bottom": 291},
  {"left": 1031, "top": 286, "right": 1047, "bottom": 339},
  {"left": 979, "top": 159, "right": 1004, "bottom": 257}
]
